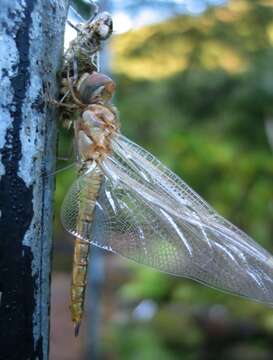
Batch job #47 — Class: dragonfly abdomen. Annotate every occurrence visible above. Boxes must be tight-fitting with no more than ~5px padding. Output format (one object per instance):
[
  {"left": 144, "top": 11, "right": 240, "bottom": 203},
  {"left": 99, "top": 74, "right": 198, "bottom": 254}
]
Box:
[{"left": 71, "top": 167, "right": 103, "bottom": 336}]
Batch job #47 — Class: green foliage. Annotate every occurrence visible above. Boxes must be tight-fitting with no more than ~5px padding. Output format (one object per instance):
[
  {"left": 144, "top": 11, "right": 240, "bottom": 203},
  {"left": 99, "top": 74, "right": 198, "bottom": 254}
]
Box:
[
  {"left": 119, "top": 266, "right": 174, "bottom": 301},
  {"left": 104, "top": 325, "right": 177, "bottom": 360},
  {"left": 113, "top": 0, "right": 273, "bottom": 247},
  {"left": 102, "top": 0, "right": 273, "bottom": 358}
]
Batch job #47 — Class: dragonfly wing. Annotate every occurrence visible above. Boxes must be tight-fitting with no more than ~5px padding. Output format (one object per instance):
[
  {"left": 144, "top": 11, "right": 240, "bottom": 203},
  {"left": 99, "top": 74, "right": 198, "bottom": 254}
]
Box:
[{"left": 61, "top": 134, "right": 273, "bottom": 305}]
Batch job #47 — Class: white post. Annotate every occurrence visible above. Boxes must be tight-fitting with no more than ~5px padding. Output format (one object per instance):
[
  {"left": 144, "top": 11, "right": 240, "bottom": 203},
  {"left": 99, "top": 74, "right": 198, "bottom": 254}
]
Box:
[{"left": 0, "top": 1, "right": 68, "bottom": 358}]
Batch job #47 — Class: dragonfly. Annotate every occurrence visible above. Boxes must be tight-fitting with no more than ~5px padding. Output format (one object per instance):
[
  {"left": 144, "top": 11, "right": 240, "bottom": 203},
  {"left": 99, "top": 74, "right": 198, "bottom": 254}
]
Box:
[
  {"left": 58, "top": 6, "right": 114, "bottom": 336},
  {"left": 59, "top": 5, "right": 273, "bottom": 336}
]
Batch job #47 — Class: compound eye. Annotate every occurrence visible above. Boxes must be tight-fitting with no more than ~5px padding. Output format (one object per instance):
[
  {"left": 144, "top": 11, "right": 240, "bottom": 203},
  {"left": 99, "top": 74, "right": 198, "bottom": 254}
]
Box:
[
  {"left": 77, "top": 72, "right": 115, "bottom": 104},
  {"left": 93, "top": 12, "right": 113, "bottom": 40}
]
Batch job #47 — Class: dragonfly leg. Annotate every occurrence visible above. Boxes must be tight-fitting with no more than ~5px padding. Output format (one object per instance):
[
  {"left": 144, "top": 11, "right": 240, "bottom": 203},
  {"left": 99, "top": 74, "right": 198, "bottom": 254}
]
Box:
[{"left": 66, "top": 67, "right": 86, "bottom": 108}]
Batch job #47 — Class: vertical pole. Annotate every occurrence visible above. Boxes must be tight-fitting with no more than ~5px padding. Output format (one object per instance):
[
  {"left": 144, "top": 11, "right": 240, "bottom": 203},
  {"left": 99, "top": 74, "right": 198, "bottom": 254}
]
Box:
[
  {"left": 86, "top": 1, "right": 111, "bottom": 359},
  {"left": 0, "top": 1, "right": 68, "bottom": 359},
  {"left": 86, "top": 247, "right": 105, "bottom": 359}
]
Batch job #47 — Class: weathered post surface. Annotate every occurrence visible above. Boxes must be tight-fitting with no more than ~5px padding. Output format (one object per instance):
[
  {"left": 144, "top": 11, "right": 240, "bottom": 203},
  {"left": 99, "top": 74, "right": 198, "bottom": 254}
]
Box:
[{"left": 0, "top": 1, "right": 68, "bottom": 359}]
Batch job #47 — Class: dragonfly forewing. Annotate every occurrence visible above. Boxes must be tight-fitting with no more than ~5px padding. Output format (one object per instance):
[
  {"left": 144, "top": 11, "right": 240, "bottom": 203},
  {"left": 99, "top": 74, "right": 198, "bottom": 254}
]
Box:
[{"left": 61, "top": 133, "right": 273, "bottom": 306}]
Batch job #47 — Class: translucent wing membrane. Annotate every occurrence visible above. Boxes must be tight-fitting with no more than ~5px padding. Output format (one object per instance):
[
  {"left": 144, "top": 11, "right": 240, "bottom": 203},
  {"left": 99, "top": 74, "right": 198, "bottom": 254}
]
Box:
[{"left": 62, "top": 134, "right": 273, "bottom": 305}]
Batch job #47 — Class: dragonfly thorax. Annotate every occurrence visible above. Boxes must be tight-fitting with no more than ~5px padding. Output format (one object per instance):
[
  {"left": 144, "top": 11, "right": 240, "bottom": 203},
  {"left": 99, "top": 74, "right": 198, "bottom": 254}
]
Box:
[{"left": 75, "top": 104, "right": 118, "bottom": 163}]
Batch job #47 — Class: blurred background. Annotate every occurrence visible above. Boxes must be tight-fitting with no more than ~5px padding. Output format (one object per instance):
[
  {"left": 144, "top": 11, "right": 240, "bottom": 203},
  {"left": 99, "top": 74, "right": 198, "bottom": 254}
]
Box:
[{"left": 51, "top": 0, "right": 273, "bottom": 359}]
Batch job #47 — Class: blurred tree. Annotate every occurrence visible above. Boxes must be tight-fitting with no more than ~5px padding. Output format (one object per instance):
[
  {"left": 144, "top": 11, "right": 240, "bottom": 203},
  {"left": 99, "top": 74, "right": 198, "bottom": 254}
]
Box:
[{"left": 104, "top": 1, "right": 273, "bottom": 358}]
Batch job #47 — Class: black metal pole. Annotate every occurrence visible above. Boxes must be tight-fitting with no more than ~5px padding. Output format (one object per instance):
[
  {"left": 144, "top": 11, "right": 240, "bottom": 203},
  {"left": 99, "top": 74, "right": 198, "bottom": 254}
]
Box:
[{"left": 0, "top": 1, "right": 68, "bottom": 359}]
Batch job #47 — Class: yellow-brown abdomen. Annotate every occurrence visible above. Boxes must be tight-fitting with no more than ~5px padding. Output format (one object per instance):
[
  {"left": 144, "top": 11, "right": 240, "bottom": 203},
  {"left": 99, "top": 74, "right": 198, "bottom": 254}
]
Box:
[{"left": 70, "top": 167, "right": 103, "bottom": 335}]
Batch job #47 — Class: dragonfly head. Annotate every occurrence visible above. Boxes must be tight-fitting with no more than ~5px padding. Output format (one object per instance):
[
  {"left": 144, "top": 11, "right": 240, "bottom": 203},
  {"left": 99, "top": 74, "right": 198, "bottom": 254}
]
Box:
[
  {"left": 82, "top": 12, "right": 113, "bottom": 41},
  {"left": 77, "top": 72, "right": 116, "bottom": 105},
  {"left": 90, "top": 12, "right": 113, "bottom": 41}
]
